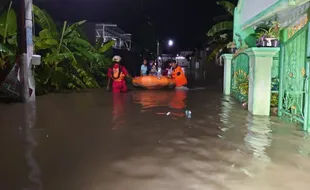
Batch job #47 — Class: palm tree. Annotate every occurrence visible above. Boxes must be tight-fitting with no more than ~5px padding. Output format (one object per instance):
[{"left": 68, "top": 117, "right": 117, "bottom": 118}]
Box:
[{"left": 207, "top": 1, "right": 235, "bottom": 37}]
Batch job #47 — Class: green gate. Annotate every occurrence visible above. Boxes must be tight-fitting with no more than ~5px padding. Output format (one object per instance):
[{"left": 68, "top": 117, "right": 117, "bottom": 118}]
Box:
[
  {"left": 231, "top": 53, "right": 250, "bottom": 103},
  {"left": 278, "top": 23, "right": 310, "bottom": 132}
]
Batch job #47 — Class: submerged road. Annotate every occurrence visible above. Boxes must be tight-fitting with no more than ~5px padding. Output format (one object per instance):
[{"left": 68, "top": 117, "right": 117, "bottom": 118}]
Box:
[{"left": 0, "top": 89, "right": 309, "bottom": 190}]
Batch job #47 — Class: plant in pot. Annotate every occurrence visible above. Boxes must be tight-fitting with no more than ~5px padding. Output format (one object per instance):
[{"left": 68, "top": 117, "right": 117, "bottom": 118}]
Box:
[
  {"left": 227, "top": 41, "right": 237, "bottom": 53},
  {"left": 256, "top": 22, "right": 280, "bottom": 47},
  {"left": 256, "top": 30, "right": 267, "bottom": 47}
]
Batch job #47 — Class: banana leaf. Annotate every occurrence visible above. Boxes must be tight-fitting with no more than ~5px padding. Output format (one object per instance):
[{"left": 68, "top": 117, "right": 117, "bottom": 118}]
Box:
[
  {"left": 216, "top": 1, "right": 235, "bottom": 15},
  {"left": 0, "top": 43, "right": 13, "bottom": 54},
  {"left": 0, "top": 1, "right": 17, "bottom": 43},
  {"left": 207, "top": 21, "right": 233, "bottom": 36},
  {"left": 64, "top": 20, "right": 86, "bottom": 37},
  {"left": 98, "top": 40, "right": 115, "bottom": 53},
  {"left": 33, "top": 5, "right": 58, "bottom": 37}
]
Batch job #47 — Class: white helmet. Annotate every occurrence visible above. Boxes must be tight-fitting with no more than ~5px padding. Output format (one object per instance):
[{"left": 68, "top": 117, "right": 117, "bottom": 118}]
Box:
[{"left": 112, "top": 55, "right": 121, "bottom": 63}]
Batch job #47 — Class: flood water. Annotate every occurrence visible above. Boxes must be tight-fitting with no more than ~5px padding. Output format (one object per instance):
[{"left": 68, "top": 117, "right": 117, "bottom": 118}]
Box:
[{"left": 0, "top": 88, "right": 309, "bottom": 190}]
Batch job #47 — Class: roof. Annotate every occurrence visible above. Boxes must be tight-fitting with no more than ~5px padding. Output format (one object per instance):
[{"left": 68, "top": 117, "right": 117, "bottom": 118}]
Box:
[{"left": 95, "top": 23, "right": 131, "bottom": 40}]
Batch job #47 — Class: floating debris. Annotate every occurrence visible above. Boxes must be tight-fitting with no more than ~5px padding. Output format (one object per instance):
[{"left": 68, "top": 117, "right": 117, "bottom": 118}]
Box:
[{"left": 185, "top": 110, "right": 192, "bottom": 118}]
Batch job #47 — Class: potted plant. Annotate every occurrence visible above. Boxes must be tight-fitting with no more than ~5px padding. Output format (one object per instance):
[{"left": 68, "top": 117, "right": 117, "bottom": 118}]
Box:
[
  {"left": 256, "top": 22, "right": 280, "bottom": 47},
  {"left": 256, "top": 30, "right": 268, "bottom": 47},
  {"left": 227, "top": 42, "right": 237, "bottom": 53}
]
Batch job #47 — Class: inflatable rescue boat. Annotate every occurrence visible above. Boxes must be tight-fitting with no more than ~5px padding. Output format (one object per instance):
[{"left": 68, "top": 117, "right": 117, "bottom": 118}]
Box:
[{"left": 132, "top": 75, "right": 175, "bottom": 90}]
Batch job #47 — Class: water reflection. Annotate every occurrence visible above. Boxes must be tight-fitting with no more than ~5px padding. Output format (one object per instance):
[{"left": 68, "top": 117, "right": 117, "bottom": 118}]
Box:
[
  {"left": 244, "top": 115, "right": 272, "bottom": 161},
  {"left": 132, "top": 90, "right": 187, "bottom": 118},
  {"left": 243, "top": 115, "right": 272, "bottom": 177},
  {"left": 298, "top": 134, "right": 310, "bottom": 157},
  {"left": 112, "top": 93, "right": 128, "bottom": 130},
  {"left": 23, "top": 102, "right": 42, "bottom": 190},
  {"left": 1, "top": 89, "right": 309, "bottom": 190}
]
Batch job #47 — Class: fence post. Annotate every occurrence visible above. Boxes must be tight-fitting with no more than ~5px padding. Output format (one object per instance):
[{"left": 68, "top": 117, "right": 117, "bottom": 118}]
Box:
[
  {"left": 306, "top": 22, "right": 310, "bottom": 132},
  {"left": 221, "top": 54, "right": 234, "bottom": 95},
  {"left": 245, "top": 47, "right": 280, "bottom": 116}
]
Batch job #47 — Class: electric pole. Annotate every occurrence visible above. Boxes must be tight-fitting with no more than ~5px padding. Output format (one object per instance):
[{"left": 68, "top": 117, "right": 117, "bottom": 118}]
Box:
[
  {"left": 17, "top": 0, "right": 35, "bottom": 102},
  {"left": 156, "top": 37, "right": 160, "bottom": 64}
]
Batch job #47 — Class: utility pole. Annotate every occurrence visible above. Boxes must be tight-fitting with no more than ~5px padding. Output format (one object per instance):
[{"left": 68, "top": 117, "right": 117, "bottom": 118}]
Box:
[
  {"left": 17, "top": 0, "right": 35, "bottom": 102},
  {"left": 156, "top": 37, "right": 160, "bottom": 64}
]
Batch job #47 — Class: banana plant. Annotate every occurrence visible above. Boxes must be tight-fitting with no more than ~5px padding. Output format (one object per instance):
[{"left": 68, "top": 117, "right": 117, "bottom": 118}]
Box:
[
  {"left": 207, "top": 1, "right": 235, "bottom": 37},
  {"left": 0, "top": 1, "right": 17, "bottom": 69},
  {"left": 33, "top": 5, "right": 100, "bottom": 91},
  {"left": 90, "top": 39, "right": 115, "bottom": 84}
]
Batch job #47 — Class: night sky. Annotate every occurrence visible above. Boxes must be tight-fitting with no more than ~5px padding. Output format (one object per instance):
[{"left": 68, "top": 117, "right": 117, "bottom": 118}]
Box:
[{"left": 35, "top": 0, "right": 238, "bottom": 51}]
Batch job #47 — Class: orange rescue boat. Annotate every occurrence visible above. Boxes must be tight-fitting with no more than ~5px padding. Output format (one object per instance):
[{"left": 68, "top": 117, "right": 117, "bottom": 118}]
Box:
[{"left": 132, "top": 75, "right": 175, "bottom": 89}]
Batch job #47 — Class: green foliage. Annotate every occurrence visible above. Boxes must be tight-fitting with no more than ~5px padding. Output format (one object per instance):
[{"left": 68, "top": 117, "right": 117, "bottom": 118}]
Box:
[
  {"left": 205, "top": 1, "right": 236, "bottom": 64},
  {"left": 33, "top": 6, "right": 100, "bottom": 92},
  {"left": 256, "top": 22, "right": 280, "bottom": 39},
  {"left": 0, "top": 1, "right": 17, "bottom": 69},
  {"left": 271, "top": 93, "right": 279, "bottom": 107},
  {"left": 206, "top": 44, "right": 226, "bottom": 62},
  {"left": 207, "top": 21, "right": 233, "bottom": 37},
  {"left": 216, "top": 1, "right": 235, "bottom": 15},
  {"left": 207, "top": 1, "right": 235, "bottom": 37},
  {"left": 1, "top": 4, "right": 114, "bottom": 95}
]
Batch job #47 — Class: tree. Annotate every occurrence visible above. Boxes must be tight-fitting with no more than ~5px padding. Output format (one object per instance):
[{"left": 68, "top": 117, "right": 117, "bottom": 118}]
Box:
[
  {"left": 204, "top": 1, "right": 236, "bottom": 63},
  {"left": 206, "top": 1, "right": 235, "bottom": 37},
  {"left": 0, "top": 3, "right": 114, "bottom": 95},
  {"left": 33, "top": 5, "right": 113, "bottom": 93},
  {"left": 0, "top": 1, "right": 17, "bottom": 70}
]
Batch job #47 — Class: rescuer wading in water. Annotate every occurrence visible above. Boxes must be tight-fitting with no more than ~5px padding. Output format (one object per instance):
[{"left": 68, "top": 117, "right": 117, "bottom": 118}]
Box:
[
  {"left": 169, "top": 60, "right": 187, "bottom": 88},
  {"left": 106, "top": 56, "right": 131, "bottom": 93}
]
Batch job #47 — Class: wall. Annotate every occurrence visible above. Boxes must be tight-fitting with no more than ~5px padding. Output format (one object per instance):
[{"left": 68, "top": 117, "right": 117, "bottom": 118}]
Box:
[
  {"left": 233, "top": 5, "right": 256, "bottom": 48},
  {"left": 239, "top": 0, "right": 279, "bottom": 25}
]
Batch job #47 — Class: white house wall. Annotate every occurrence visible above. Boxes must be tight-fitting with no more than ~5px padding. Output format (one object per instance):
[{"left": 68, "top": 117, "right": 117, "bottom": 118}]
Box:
[{"left": 239, "top": 0, "right": 279, "bottom": 25}]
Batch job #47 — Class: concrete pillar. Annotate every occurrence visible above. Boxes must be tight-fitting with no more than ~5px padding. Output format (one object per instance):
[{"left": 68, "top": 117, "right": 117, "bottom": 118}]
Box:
[
  {"left": 245, "top": 48, "right": 280, "bottom": 116},
  {"left": 221, "top": 54, "right": 234, "bottom": 95}
]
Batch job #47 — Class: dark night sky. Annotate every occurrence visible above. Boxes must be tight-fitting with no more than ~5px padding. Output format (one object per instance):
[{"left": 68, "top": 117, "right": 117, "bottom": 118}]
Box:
[{"left": 35, "top": 0, "right": 237, "bottom": 51}]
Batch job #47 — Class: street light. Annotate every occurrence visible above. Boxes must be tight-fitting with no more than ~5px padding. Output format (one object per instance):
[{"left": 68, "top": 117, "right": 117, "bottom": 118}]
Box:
[
  {"left": 168, "top": 39, "right": 173, "bottom": 47},
  {"left": 156, "top": 39, "right": 174, "bottom": 61}
]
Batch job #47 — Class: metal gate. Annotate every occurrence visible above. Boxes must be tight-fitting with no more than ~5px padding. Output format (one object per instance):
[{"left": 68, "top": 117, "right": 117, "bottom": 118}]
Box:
[
  {"left": 278, "top": 23, "right": 310, "bottom": 132},
  {"left": 231, "top": 53, "right": 250, "bottom": 103}
]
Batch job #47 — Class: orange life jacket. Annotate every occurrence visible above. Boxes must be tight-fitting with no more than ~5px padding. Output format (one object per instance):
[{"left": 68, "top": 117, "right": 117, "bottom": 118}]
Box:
[
  {"left": 111, "top": 65, "right": 125, "bottom": 82},
  {"left": 171, "top": 65, "right": 187, "bottom": 87}
]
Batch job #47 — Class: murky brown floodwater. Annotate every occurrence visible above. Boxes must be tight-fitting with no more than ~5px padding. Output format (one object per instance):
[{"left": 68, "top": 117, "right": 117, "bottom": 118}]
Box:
[{"left": 0, "top": 88, "right": 309, "bottom": 190}]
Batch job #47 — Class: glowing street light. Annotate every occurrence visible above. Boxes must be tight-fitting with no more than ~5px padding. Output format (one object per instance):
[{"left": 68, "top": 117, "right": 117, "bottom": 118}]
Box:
[{"left": 168, "top": 39, "right": 174, "bottom": 46}]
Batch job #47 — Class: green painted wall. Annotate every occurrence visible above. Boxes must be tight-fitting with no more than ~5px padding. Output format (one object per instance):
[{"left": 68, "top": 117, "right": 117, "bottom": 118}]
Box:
[{"left": 233, "top": 1, "right": 256, "bottom": 48}]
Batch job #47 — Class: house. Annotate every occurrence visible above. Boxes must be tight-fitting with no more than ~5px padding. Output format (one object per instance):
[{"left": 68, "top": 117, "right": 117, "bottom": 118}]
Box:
[
  {"left": 222, "top": 0, "right": 310, "bottom": 131},
  {"left": 95, "top": 23, "right": 132, "bottom": 50}
]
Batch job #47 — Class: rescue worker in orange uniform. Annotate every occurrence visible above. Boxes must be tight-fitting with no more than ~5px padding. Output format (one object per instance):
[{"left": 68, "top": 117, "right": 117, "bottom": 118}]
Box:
[
  {"left": 170, "top": 60, "right": 187, "bottom": 88},
  {"left": 106, "top": 55, "right": 131, "bottom": 93}
]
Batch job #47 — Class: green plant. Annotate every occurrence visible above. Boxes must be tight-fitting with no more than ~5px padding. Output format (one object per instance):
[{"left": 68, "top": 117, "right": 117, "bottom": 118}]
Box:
[
  {"left": 207, "top": 1, "right": 235, "bottom": 37},
  {"left": 0, "top": 1, "right": 17, "bottom": 69},
  {"left": 256, "top": 21, "right": 280, "bottom": 39},
  {"left": 0, "top": 4, "right": 114, "bottom": 95},
  {"left": 239, "top": 82, "right": 248, "bottom": 95},
  {"left": 33, "top": 5, "right": 110, "bottom": 92},
  {"left": 271, "top": 93, "right": 278, "bottom": 107}
]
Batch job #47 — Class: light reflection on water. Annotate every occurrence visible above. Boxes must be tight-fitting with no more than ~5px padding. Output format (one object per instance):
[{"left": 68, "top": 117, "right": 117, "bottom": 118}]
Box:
[{"left": 0, "top": 89, "right": 309, "bottom": 190}]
